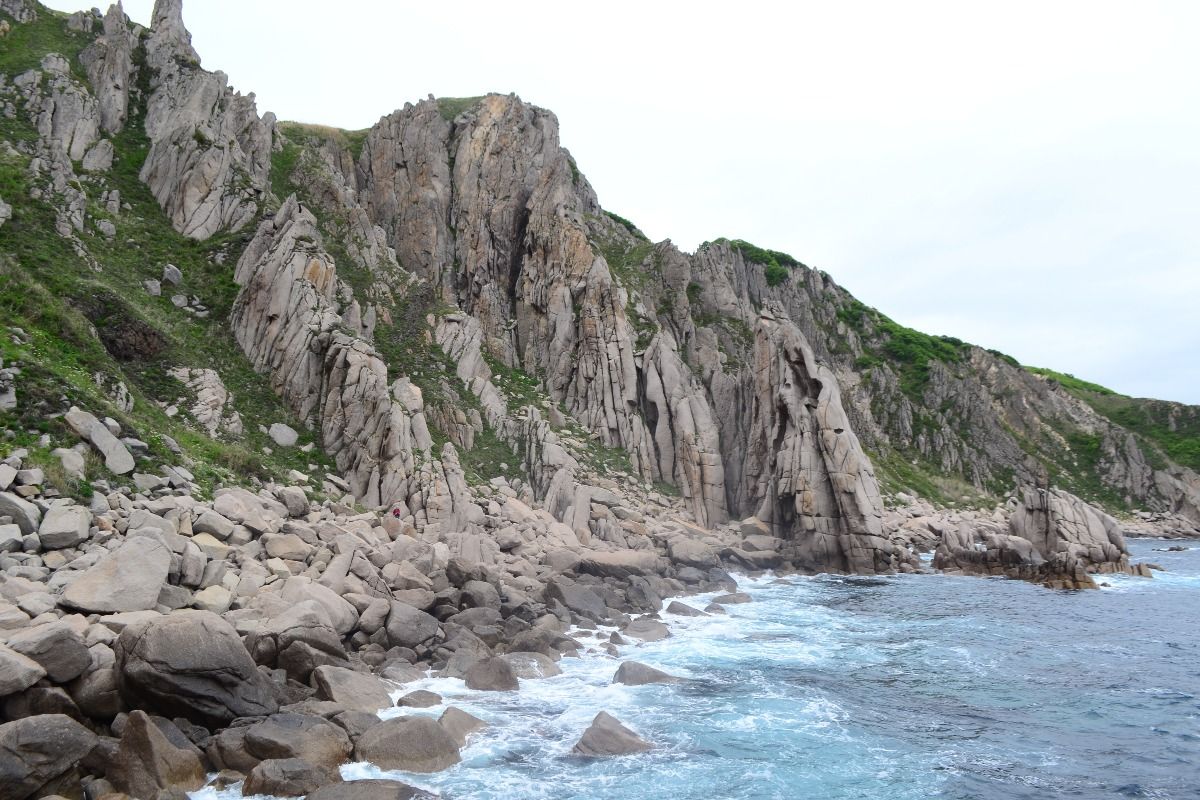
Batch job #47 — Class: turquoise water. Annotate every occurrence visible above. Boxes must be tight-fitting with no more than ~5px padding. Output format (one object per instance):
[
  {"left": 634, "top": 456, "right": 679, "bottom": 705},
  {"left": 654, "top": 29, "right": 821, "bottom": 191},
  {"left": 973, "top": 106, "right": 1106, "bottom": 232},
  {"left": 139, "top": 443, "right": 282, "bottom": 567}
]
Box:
[{"left": 200, "top": 538, "right": 1200, "bottom": 799}]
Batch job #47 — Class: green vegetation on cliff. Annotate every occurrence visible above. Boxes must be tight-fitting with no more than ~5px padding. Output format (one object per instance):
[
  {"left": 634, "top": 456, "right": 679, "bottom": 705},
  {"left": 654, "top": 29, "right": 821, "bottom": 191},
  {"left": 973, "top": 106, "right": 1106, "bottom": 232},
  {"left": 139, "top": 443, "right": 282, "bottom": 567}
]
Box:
[{"left": 0, "top": 20, "right": 334, "bottom": 498}]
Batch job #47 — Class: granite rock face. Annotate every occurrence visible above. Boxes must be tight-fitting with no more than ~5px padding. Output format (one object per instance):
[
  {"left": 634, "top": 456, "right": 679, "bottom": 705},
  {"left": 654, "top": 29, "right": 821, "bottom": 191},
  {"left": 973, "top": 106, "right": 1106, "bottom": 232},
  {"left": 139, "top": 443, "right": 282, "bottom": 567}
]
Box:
[
  {"left": 139, "top": 0, "right": 274, "bottom": 239},
  {"left": 231, "top": 195, "right": 422, "bottom": 509},
  {"left": 932, "top": 485, "right": 1146, "bottom": 588},
  {"left": 79, "top": 3, "right": 138, "bottom": 135}
]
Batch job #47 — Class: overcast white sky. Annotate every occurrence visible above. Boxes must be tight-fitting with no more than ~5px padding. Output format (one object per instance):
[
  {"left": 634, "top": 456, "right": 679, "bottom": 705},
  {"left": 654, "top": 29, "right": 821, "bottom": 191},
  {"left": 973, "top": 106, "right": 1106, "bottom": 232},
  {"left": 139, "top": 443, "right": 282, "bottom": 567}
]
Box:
[{"left": 48, "top": 0, "right": 1200, "bottom": 403}]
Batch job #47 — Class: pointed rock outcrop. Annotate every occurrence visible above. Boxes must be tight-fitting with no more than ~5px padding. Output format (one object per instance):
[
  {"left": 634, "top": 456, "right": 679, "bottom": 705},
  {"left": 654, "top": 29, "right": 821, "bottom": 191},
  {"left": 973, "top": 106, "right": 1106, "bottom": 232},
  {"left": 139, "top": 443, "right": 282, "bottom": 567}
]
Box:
[{"left": 140, "top": 0, "right": 274, "bottom": 239}]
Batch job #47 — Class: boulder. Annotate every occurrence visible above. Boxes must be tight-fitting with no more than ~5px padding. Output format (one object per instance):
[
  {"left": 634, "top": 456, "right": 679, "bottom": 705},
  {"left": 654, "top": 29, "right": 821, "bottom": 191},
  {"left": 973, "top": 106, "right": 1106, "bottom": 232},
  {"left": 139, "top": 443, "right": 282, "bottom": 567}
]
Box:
[
  {"left": 613, "top": 661, "right": 680, "bottom": 686},
  {"left": 64, "top": 407, "right": 134, "bottom": 474},
  {"left": 354, "top": 716, "right": 461, "bottom": 773},
  {"left": 0, "top": 644, "right": 46, "bottom": 696},
  {"left": 243, "top": 713, "right": 352, "bottom": 769},
  {"left": 308, "top": 779, "right": 435, "bottom": 800},
  {"left": 59, "top": 537, "right": 171, "bottom": 613},
  {"left": 545, "top": 578, "right": 607, "bottom": 622},
  {"left": 269, "top": 423, "right": 300, "bottom": 447},
  {"left": 622, "top": 618, "right": 671, "bottom": 642},
  {"left": 397, "top": 690, "right": 442, "bottom": 708},
  {"left": 385, "top": 601, "right": 440, "bottom": 649},
  {"left": 577, "top": 550, "right": 660, "bottom": 579},
  {"left": 438, "top": 706, "right": 487, "bottom": 747},
  {"left": 0, "top": 714, "right": 98, "bottom": 800},
  {"left": 311, "top": 665, "right": 392, "bottom": 713},
  {"left": 111, "top": 710, "right": 205, "bottom": 799},
  {"left": 36, "top": 505, "right": 90, "bottom": 550},
  {"left": 463, "top": 656, "right": 519, "bottom": 691},
  {"left": 114, "top": 610, "right": 278, "bottom": 727},
  {"left": 0, "top": 492, "right": 40, "bottom": 536},
  {"left": 501, "top": 651, "right": 563, "bottom": 679},
  {"left": 571, "top": 711, "right": 653, "bottom": 756},
  {"left": 279, "top": 578, "right": 358, "bottom": 636},
  {"left": 5, "top": 622, "right": 91, "bottom": 683},
  {"left": 247, "top": 600, "right": 347, "bottom": 682},
  {"left": 244, "top": 758, "right": 342, "bottom": 797},
  {"left": 665, "top": 601, "right": 707, "bottom": 617},
  {"left": 667, "top": 538, "right": 718, "bottom": 569}
]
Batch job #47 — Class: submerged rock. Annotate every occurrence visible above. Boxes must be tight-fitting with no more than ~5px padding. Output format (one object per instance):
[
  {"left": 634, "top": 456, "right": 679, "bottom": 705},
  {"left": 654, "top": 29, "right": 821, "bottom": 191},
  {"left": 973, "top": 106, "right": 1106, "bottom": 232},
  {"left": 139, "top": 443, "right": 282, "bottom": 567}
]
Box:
[
  {"left": 571, "top": 711, "right": 653, "bottom": 757},
  {"left": 613, "top": 661, "right": 680, "bottom": 686}
]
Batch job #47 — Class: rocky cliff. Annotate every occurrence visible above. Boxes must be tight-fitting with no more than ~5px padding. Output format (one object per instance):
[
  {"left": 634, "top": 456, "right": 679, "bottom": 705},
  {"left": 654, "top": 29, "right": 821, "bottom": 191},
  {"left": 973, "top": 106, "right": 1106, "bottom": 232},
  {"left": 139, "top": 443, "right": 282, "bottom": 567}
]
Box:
[
  {"left": 0, "top": 0, "right": 1196, "bottom": 593},
  {"left": 0, "top": 3, "right": 1185, "bottom": 797}
]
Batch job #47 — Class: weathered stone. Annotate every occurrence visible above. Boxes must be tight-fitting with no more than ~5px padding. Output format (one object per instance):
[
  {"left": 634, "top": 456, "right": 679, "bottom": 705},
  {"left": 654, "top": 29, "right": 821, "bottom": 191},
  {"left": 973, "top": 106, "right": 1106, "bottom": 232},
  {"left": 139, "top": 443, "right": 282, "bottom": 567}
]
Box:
[
  {"left": 111, "top": 710, "right": 205, "bottom": 799},
  {"left": 397, "top": 690, "right": 441, "bottom": 708},
  {"left": 308, "top": 779, "right": 435, "bottom": 800},
  {"left": 269, "top": 423, "right": 299, "bottom": 447},
  {"left": 114, "top": 610, "right": 278, "bottom": 727},
  {"left": 60, "top": 537, "right": 171, "bottom": 614},
  {"left": 0, "top": 492, "right": 40, "bottom": 536},
  {"left": 0, "top": 714, "right": 98, "bottom": 800},
  {"left": 0, "top": 644, "right": 46, "bottom": 696},
  {"left": 5, "top": 622, "right": 91, "bottom": 683},
  {"left": 501, "top": 651, "right": 563, "bottom": 679},
  {"left": 243, "top": 713, "right": 352, "bottom": 769},
  {"left": 571, "top": 711, "right": 653, "bottom": 756},
  {"left": 354, "top": 716, "right": 461, "bottom": 773},
  {"left": 613, "top": 661, "right": 680, "bottom": 686},
  {"left": 438, "top": 706, "right": 487, "bottom": 747},
  {"left": 36, "top": 505, "right": 90, "bottom": 550},
  {"left": 463, "top": 656, "right": 519, "bottom": 691},
  {"left": 64, "top": 407, "right": 134, "bottom": 475},
  {"left": 385, "top": 601, "right": 440, "bottom": 649},
  {"left": 622, "top": 618, "right": 670, "bottom": 642},
  {"left": 244, "top": 757, "right": 342, "bottom": 797},
  {"left": 311, "top": 665, "right": 392, "bottom": 713}
]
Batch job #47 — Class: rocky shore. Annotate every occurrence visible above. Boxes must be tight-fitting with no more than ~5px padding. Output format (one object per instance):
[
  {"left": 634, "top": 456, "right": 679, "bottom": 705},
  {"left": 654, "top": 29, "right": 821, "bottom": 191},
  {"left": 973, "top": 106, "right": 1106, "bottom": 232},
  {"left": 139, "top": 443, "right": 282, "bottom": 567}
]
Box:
[
  {"left": 0, "top": 1, "right": 1193, "bottom": 797},
  {"left": 0, "top": 406, "right": 1169, "bottom": 799}
]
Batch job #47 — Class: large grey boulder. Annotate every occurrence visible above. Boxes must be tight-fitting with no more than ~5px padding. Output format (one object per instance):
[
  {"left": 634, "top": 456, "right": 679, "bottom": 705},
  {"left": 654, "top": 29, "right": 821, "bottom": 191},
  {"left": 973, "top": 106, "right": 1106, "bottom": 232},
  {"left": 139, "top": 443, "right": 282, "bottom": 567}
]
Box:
[
  {"left": 114, "top": 610, "right": 278, "bottom": 727},
  {"left": 613, "top": 661, "right": 680, "bottom": 686},
  {"left": 243, "top": 713, "right": 352, "bottom": 769},
  {"left": 245, "top": 600, "right": 347, "bottom": 682},
  {"left": 0, "top": 645, "right": 46, "bottom": 696},
  {"left": 463, "top": 656, "right": 519, "bottom": 691},
  {"left": 385, "top": 601, "right": 441, "bottom": 649},
  {"left": 0, "top": 714, "right": 98, "bottom": 800},
  {"left": 36, "top": 505, "right": 90, "bottom": 550},
  {"left": 354, "top": 716, "right": 461, "bottom": 773},
  {"left": 110, "top": 710, "right": 205, "bottom": 799},
  {"left": 59, "top": 537, "right": 171, "bottom": 613},
  {"left": 501, "top": 651, "right": 563, "bottom": 679},
  {"left": 571, "top": 711, "right": 653, "bottom": 756},
  {"left": 5, "top": 622, "right": 90, "bottom": 683},
  {"left": 311, "top": 665, "right": 392, "bottom": 713},
  {"left": 308, "top": 779, "right": 435, "bottom": 800},
  {"left": 64, "top": 407, "right": 134, "bottom": 474},
  {"left": 0, "top": 492, "right": 40, "bottom": 536},
  {"left": 438, "top": 707, "right": 487, "bottom": 747},
  {"left": 545, "top": 578, "right": 607, "bottom": 622},
  {"left": 244, "top": 757, "right": 342, "bottom": 797}
]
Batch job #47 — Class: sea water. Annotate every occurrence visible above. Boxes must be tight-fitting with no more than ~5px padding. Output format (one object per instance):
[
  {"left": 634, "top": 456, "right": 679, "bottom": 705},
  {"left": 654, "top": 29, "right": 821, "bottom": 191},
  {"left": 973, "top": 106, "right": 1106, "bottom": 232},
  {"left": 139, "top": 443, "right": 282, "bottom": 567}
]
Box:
[{"left": 196, "top": 538, "right": 1200, "bottom": 799}]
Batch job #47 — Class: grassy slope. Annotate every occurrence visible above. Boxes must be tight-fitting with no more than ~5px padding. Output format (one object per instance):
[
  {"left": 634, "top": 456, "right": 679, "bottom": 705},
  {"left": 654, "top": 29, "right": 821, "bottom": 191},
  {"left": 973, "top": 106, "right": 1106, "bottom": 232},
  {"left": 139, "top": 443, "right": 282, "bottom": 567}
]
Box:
[
  {"left": 0, "top": 11, "right": 335, "bottom": 499},
  {"left": 1028, "top": 367, "right": 1200, "bottom": 474}
]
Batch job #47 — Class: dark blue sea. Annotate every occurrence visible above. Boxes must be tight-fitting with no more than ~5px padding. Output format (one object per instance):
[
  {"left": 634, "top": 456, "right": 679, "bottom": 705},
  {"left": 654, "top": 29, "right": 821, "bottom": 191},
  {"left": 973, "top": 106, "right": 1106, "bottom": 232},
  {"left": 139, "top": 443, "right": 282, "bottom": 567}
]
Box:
[{"left": 199, "top": 538, "right": 1200, "bottom": 799}]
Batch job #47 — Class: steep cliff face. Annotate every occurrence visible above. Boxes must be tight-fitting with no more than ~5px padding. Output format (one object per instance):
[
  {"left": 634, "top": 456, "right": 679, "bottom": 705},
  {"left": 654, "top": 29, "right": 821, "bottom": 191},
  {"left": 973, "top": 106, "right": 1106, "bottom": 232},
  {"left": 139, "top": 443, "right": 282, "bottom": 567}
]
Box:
[
  {"left": 2, "top": 0, "right": 1194, "bottom": 589},
  {"left": 139, "top": 0, "right": 273, "bottom": 239}
]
